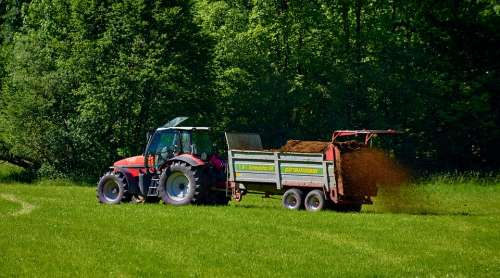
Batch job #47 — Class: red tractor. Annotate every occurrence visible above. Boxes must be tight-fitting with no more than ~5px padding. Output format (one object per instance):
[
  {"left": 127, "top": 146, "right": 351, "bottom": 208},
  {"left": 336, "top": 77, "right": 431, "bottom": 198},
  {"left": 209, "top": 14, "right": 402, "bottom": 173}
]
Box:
[{"left": 97, "top": 117, "right": 228, "bottom": 205}]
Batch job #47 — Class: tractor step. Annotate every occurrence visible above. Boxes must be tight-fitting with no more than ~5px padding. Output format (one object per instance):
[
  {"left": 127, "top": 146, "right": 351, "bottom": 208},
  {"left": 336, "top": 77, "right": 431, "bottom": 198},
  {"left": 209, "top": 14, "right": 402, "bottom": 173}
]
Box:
[{"left": 147, "top": 178, "right": 160, "bottom": 196}]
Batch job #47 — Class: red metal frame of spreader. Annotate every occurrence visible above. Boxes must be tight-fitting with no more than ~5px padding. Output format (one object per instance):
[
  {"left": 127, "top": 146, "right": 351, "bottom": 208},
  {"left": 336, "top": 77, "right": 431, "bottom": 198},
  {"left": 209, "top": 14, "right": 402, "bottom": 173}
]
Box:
[{"left": 332, "top": 130, "right": 400, "bottom": 144}]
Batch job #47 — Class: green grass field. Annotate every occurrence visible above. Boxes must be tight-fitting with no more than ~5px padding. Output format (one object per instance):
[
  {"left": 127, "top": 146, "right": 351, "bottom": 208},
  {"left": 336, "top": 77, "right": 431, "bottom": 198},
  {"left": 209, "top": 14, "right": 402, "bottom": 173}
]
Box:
[{"left": 1, "top": 163, "right": 499, "bottom": 277}]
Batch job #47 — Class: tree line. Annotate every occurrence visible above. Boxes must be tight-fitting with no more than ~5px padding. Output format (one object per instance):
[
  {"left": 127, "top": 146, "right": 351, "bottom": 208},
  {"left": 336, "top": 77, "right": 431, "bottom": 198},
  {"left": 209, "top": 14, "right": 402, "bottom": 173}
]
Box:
[{"left": 0, "top": 0, "right": 498, "bottom": 178}]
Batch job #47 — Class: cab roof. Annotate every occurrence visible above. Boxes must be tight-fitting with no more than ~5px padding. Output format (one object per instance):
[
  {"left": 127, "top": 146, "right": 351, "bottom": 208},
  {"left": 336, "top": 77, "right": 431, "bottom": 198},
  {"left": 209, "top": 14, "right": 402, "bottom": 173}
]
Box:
[{"left": 156, "top": 127, "right": 210, "bottom": 131}]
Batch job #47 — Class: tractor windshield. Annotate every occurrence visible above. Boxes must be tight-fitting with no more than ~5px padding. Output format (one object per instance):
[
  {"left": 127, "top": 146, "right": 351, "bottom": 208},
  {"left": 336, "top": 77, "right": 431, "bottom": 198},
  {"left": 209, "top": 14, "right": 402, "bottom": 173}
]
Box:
[
  {"left": 146, "top": 130, "right": 179, "bottom": 155},
  {"left": 145, "top": 130, "right": 180, "bottom": 168}
]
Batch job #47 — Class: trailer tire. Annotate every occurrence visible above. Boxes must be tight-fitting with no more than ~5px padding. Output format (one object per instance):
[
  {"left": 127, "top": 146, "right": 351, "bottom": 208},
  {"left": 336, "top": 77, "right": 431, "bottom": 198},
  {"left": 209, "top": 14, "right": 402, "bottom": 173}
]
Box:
[
  {"left": 159, "top": 162, "right": 206, "bottom": 205},
  {"left": 304, "top": 190, "right": 325, "bottom": 212},
  {"left": 97, "top": 172, "right": 130, "bottom": 204},
  {"left": 282, "top": 188, "right": 303, "bottom": 210}
]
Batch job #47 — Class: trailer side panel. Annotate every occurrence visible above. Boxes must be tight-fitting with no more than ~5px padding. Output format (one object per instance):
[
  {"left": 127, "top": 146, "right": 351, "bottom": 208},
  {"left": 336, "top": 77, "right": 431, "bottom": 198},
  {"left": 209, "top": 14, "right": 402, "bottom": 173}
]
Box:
[{"left": 229, "top": 150, "right": 336, "bottom": 192}]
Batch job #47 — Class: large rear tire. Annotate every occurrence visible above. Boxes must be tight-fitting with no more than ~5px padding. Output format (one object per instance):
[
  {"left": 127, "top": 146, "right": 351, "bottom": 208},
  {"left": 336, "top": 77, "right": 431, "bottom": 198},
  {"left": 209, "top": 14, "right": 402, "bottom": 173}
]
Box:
[
  {"left": 159, "top": 162, "right": 206, "bottom": 205},
  {"left": 282, "top": 188, "right": 303, "bottom": 210},
  {"left": 304, "top": 190, "right": 325, "bottom": 212},
  {"left": 97, "top": 172, "right": 130, "bottom": 204}
]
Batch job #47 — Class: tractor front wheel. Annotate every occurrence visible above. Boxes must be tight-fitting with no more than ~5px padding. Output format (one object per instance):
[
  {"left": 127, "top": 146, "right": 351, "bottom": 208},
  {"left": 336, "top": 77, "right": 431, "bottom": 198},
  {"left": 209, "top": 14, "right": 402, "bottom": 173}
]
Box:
[
  {"left": 159, "top": 162, "right": 206, "bottom": 206},
  {"left": 97, "top": 172, "right": 130, "bottom": 204}
]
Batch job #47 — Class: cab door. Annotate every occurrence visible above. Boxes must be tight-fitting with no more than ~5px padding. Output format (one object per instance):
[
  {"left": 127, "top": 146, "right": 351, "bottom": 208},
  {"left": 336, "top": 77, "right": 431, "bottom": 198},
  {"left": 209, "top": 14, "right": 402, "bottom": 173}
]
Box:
[{"left": 144, "top": 130, "right": 180, "bottom": 170}]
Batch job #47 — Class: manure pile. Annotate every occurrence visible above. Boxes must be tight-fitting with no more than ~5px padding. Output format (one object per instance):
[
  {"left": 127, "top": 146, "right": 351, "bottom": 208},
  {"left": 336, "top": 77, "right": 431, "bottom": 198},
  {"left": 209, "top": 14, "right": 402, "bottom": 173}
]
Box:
[{"left": 279, "top": 140, "right": 329, "bottom": 153}]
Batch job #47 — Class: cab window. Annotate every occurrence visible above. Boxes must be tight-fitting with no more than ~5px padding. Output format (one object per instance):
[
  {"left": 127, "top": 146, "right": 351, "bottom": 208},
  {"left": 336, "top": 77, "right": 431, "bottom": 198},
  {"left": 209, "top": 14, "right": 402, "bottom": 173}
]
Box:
[
  {"left": 158, "top": 132, "right": 179, "bottom": 154},
  {"left": 192, "top": 132, "right": 212, "bottom": 155},
  {"left": 146, "top": 130, "right": 179, "bottom": 155}
]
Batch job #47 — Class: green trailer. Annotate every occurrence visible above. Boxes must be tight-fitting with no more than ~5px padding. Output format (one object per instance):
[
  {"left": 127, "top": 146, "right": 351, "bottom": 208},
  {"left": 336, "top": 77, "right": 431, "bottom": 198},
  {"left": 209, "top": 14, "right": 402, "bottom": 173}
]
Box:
[{"left": 225, "top": 130, "right": 398, "bottom": 212}]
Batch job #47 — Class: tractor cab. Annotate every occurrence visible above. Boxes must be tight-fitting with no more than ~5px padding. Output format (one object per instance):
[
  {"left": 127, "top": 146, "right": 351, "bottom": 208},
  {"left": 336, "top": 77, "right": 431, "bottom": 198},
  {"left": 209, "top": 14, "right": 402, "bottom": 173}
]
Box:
[
  {"left": 144, "top": 126, "right": 213, "bottom": 168},
  {"left": 142, "top": 117, "right": 215, "bottom": 170}
]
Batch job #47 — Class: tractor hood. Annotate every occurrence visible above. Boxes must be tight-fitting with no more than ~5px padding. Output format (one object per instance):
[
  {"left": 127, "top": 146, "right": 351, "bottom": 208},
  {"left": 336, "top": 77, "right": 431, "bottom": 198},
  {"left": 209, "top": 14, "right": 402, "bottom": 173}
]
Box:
[{"left": 113, "top": 155, "right": 145, "bottom": 168}]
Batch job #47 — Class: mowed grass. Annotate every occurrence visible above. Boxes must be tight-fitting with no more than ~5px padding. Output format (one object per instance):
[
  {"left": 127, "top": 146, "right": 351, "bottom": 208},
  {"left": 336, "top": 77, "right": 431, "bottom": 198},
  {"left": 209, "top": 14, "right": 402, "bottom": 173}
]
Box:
[{"left": 1, "top": 164, "right": 499, "bottom": 277}]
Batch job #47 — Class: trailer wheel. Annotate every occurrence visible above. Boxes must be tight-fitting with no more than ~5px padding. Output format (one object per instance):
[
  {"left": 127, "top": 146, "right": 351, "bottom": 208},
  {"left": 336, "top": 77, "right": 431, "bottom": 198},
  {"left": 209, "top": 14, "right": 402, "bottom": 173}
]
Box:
[
  {"left": 282, "top": 188, "right": 303, "bottom": 210},
  {"left": 159, "top": 162, "right": 206, "bottom": 205},
  {"left": 96, "top": 172, "right": 130, "bottom": 204},
  {"left": 304, "top": 190, "right": 325, "bottom": 212}
]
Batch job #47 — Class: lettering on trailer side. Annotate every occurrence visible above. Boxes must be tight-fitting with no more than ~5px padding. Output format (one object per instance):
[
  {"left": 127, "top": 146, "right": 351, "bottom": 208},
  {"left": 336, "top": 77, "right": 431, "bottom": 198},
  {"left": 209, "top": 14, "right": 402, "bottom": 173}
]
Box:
[
  {"left": 235, "top": 164, "right": 275, "bottom": 172},
  {"left": 281, "top": 166, "right": 323, "bottom": 175}
]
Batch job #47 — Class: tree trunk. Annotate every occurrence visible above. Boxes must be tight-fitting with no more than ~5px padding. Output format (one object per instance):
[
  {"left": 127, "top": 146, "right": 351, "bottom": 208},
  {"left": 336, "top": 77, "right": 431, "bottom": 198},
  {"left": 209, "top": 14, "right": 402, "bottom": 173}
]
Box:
[
  {"left": 354, "top": 0, "right": 363, "bottom": 126},
  {"left": 0, "top": 144, "right": 37, "bottom": 171},
  {"left": 0, "top": 155, "right": 37, "bottom": 170}
]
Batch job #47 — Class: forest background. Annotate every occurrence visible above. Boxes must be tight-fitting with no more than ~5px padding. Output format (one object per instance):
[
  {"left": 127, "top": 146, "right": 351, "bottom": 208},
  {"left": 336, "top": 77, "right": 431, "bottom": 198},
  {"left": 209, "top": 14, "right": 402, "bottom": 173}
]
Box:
[{"left": 0, "top": 0, "right": 498, "bottom": 178}]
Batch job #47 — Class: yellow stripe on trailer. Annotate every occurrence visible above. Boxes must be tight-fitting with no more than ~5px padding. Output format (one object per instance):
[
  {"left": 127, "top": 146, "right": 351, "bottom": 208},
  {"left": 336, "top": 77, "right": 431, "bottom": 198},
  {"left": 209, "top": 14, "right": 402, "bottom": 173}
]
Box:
[
  {"left": 235, "top": 163, "right": 323, "bottom": 175},
  {"left": 235, "top": 164, "right": 275, "bottom": 172},
  {"left": 281, "top": 166, "right": 323, "bottom": 175}
]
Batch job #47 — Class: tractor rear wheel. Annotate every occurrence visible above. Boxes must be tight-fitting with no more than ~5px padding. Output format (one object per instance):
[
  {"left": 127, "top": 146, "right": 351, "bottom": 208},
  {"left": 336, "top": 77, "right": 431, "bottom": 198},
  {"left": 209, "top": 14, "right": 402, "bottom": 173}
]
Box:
[
  {"left": 282, "top": 188, "right": 303, "bottom": 210},
  {"left": 159, "top": 162, "right": 206, "bottom": 205},
  {"left": 97, "top": 172, "right": 130, "bottom": 204},
  {"left": 304, "top": 190, "right": 325, "bottom": 212}
]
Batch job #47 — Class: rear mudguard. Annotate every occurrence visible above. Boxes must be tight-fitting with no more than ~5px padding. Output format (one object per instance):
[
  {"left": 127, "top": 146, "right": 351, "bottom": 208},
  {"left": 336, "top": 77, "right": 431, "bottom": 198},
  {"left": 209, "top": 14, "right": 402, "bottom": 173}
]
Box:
[{"left": 168, "top": 154, "right": 205, "bottom": 167}]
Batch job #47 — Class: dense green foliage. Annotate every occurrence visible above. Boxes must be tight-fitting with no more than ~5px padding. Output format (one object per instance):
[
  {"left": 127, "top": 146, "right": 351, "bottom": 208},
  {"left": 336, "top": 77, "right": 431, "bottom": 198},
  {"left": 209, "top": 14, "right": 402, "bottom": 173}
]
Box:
[
  {"left": 0, "top": 162, "right": 499, "bottom": 276},
  {"left": 0, "top": 0, "right": 499, "bottom": 177}
]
